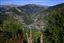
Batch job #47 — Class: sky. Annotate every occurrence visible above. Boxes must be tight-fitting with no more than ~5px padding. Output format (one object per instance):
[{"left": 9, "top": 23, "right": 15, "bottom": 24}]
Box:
[{"left": 0, "top": 0, "right": 64, "bottom": 6}]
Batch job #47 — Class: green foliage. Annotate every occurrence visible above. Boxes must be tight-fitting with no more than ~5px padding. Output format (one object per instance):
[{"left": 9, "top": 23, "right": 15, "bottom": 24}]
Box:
[
  {"left": 44, "top": 9, "right": 64, "bottom": 43},
  {"left": 32, "top": 31, "right": 41, "bottom": 43},
  {"left": 0, "top": 16, "right": 24, "bottom": 43},
  {"left": 0, "top": 20, "right": 23, "bottom": 32}
]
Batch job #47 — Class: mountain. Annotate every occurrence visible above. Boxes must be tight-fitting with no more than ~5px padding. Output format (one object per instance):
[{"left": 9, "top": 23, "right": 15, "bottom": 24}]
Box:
[
  {"left": 0, "top": 4, "right": 48, "bottom": 16},
  {"left": 0, "top": 3, "right": 64, "bottom": 43},
  {"left": 48, "top": 3, "right": 64, "bottom": 10},
  {"left": 30, "top": 3, "right": 64, "bottom": 30},
  {"left": 0, "top": 3, "right": 64, "bottom": 30},
  {"left": 0, "top": 4, "right": 48, "bottom": 21},
  {"left": 38, "top": 3, "right": 64, "bottom": 16},
  {"left": 17, "top": 4, "right": 48, "bottom": 14}
]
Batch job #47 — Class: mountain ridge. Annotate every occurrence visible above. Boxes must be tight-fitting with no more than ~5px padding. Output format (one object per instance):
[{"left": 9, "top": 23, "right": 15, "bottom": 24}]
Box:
[{"left": 0, "top": 3, "right": 64, "bottom": 30}]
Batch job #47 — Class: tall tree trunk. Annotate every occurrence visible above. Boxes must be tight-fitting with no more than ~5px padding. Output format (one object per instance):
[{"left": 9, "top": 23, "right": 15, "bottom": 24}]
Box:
[
  {"left": 40, "top": 32, "right": 44, "bottom": 43},
  {"left": 29, "top": 30, "right": 32, "bottom": 43},
  {"left": 26, "top": 30, "right": 32, "bottom": 43}
]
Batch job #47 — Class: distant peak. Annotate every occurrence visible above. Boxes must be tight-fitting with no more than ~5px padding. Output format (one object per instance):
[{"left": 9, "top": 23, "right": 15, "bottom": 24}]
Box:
[{"left": 23, "top": 4, "right": 39, "bottom": 7}]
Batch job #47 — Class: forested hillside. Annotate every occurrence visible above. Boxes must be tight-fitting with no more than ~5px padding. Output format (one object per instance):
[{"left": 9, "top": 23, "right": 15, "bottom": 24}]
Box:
[{"left": 0, "top": 3, "right": 64, "bottom": 43}]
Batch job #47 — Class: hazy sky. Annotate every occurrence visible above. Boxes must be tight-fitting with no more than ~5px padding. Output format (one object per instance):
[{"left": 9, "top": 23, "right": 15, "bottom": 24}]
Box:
[{"left": 0, "top": 0, "right": 64, "bottom": 6}]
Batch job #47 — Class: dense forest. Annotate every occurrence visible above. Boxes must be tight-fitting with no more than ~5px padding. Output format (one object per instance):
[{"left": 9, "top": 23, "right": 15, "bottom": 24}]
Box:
[{"left": 0, "top": 3, "right": 64, "bottom": 43}]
